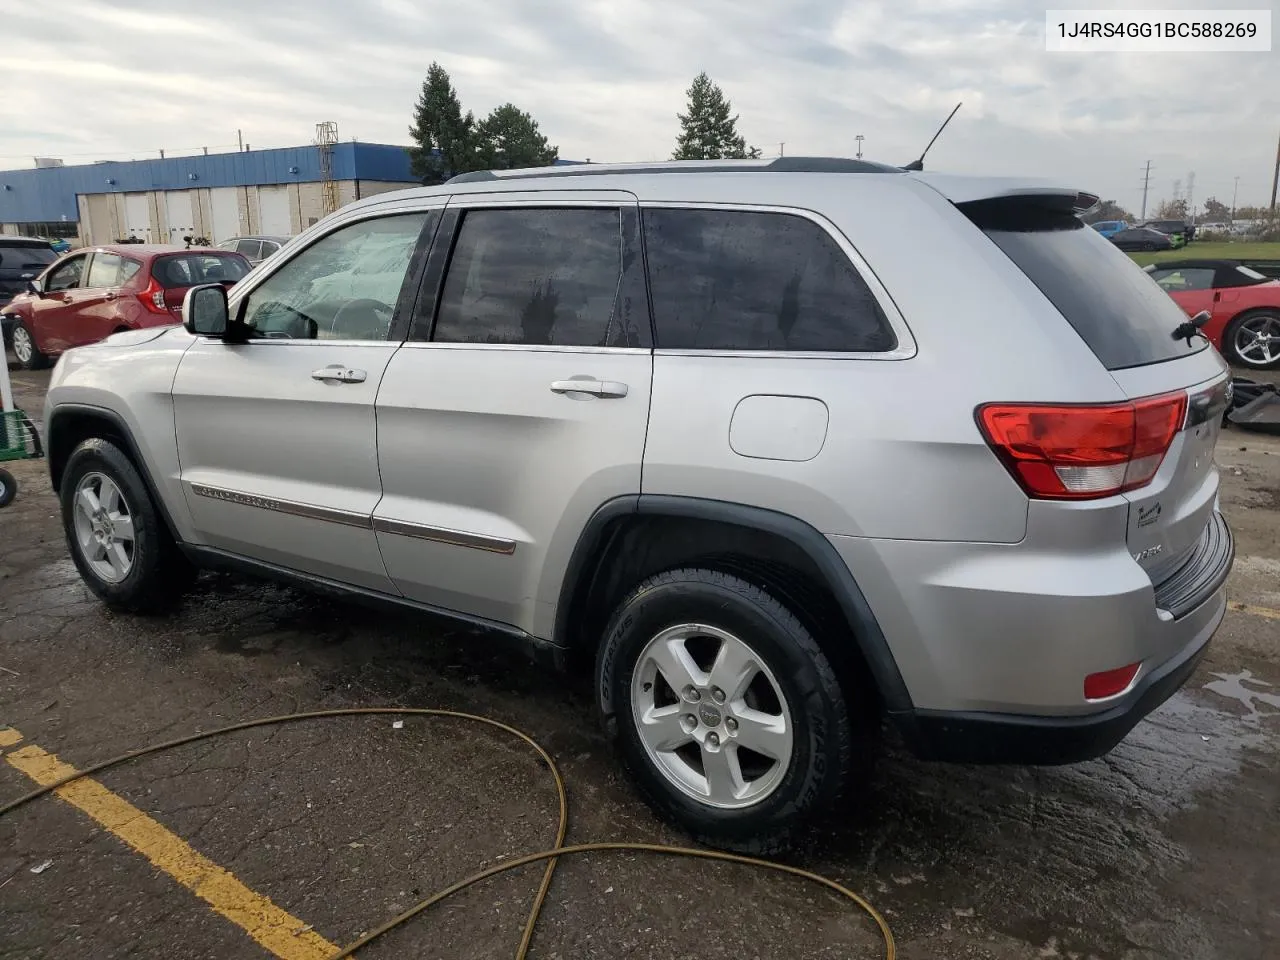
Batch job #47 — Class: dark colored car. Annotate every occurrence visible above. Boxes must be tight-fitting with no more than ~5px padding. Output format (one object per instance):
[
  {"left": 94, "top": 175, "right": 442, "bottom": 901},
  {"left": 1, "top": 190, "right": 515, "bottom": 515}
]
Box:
[
  {"left": 1145, "top": 258, "right": 1280, "bottom": 369},
  {"left": 1139, "top": 219, "right": 1195, "bottom": 246},
  {"left": 1, "top": 245, "right": 251, "bottom": 369},
  {"left": 1, "top": 238, "right": 59, "bottom": 345},
  {"left": 1110, "top": 227, "right": 1174, "bottom": 252}
]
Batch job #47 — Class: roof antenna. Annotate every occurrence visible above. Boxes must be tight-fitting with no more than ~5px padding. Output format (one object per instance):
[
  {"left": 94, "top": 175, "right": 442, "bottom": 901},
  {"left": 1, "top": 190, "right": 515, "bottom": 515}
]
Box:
[{"left": 901, "top": 102, "right": 962, "bottom": 172}]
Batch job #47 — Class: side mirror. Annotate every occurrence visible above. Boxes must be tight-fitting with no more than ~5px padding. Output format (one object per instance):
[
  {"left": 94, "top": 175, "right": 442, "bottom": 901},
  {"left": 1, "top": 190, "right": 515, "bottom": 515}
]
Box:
[
  {"left": 26, "top": 278, "right": 44, "bottom": 297},
  {"left": 182, "top": 283, "right": 229, "bottom": 337}
]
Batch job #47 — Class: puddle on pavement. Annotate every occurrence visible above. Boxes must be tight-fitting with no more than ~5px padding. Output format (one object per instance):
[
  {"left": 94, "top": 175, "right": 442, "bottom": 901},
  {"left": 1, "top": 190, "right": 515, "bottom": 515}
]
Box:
[{"left": 1201, "top": 669, "right": 1280, "bottom": 720}]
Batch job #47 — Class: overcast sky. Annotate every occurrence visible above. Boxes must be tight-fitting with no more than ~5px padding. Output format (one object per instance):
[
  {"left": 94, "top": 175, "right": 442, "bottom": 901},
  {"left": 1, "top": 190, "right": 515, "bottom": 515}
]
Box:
[{"left": 2, "top": 0, "right": 1276, "bottom": 212}]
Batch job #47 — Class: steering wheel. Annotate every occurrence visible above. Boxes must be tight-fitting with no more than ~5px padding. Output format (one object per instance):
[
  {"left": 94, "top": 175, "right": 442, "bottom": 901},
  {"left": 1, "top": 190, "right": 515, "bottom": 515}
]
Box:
[{"left": 330, "top": 298, "right": 394, "bottom": 340}]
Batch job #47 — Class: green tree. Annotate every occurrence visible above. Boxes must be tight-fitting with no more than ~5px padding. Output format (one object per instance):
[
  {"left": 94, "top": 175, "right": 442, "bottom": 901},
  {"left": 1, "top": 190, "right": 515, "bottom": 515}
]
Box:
[
  {"left": 408, "top": 62, "right": 477, "bottom": 184},
  {"left": 1080, "top": 199, "right": 1132, "bottom": 224},
  {"left": 475, "top": 103, "right": 559, "bottom": 170},
  {"left": 672, "top": 72, "right": 761, "bottom": 160},
  {"left": 1201, "top": 197, "right": 1231, "bottom": 222}
]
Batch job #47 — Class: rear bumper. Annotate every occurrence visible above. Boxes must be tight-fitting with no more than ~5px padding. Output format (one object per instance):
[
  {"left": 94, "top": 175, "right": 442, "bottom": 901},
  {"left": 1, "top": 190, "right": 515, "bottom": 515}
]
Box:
[{"left": 892, "top": 582, "right": 1224, "bottom": 764}]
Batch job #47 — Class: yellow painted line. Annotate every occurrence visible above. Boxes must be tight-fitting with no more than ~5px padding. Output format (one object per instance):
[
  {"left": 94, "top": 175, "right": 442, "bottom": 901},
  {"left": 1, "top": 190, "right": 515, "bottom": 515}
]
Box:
[
  {"left": 0, "top": 728, "right": 23, "bottom": 747},
  {"left": 3, "top": 732, "right": 339, "bottom": 960},
  {"left": 1229, "top": 601, "right": 1280, "bottom": 622}
]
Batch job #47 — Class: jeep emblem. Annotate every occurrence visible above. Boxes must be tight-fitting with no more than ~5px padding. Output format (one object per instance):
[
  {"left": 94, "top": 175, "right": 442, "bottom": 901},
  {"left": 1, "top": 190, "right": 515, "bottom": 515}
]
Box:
[{"left": 698, "top": 704, "right": 722, "bottom": 727}]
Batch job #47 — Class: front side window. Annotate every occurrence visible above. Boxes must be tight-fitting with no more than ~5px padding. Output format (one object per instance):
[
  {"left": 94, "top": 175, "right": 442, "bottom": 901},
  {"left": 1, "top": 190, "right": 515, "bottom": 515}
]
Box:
[
  {"left": 434, "top": 208, "right": 631, "bottom": 347},
  {"left": 643, "top": 208, "right": 896, "bottom": 352},
  {"left": 86, "top": 253, "right": 123, "bottom": 288},
  {"left": 1149, "top": 267, "right": 1216, "bottom": 292},
  {"left": 45, "top": 255, "right": 86, "bottom": 292},
  {"left": 238, "top": 213, "right": 428, "bottom": 341}
]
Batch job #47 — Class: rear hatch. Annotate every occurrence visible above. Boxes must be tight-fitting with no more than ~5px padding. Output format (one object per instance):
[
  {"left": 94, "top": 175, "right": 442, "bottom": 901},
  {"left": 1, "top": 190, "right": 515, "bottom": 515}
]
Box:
[
  {"left": 959, "top": 193, "right": 1229, "bottom": 601},
  {"left": 0, "top": 241, "right": 58, "bottom": 303},
  {"left": 152, "top": 252, "right": 251, "bottom": 318}
]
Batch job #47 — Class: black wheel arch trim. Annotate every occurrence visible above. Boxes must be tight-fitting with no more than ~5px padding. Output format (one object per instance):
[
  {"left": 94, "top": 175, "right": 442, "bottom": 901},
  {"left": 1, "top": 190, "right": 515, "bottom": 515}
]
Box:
[
  {"left": 554, "top": 493, "right": 914, "bottom": 712},
  {"left": 47, "top": 403, "right": 185, "bottom": 545}
]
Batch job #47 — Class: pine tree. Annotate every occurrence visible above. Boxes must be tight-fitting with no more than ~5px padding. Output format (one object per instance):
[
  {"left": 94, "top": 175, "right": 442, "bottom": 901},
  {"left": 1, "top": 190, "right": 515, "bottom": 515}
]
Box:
[
  {"left": 672, "top": 72, "right": 762, "bottom": 161},
  {"left": 475, "top": 104, "right": 559, "bottom": 170},
  {"left": 407, "top": 62, "right": 477, "bottom": 184}
]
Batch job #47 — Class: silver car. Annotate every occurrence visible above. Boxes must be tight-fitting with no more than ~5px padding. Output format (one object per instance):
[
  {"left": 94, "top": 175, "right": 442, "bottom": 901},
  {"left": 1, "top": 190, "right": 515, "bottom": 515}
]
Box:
[{"left": 43, "top": 158, "right": 1234, "bottom": 852}]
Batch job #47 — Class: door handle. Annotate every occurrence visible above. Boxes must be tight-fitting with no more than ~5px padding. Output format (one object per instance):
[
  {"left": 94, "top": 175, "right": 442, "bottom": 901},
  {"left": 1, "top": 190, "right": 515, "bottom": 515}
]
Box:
[
  {"left": 550, "top": 379, "right": 629, "bottom": 399},
  {"left": 311, "top": 365, "right": 367, "bottom": 384}
]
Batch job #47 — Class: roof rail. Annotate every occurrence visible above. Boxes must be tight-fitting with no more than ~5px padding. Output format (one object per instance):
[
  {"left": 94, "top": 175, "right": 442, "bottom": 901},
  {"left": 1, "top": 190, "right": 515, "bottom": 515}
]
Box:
[{"left": 446, "top": 156, "right": 903, "bottom": 184}]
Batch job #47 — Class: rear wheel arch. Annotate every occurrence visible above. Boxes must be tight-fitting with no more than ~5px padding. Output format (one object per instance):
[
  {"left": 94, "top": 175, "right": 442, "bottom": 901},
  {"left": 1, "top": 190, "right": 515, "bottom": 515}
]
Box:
[
  {"left": 47, "top": 405, "right": 183, "bottom": 543},
  {"left": 554, "top": 495, "right": 913, "bottom": 716}
]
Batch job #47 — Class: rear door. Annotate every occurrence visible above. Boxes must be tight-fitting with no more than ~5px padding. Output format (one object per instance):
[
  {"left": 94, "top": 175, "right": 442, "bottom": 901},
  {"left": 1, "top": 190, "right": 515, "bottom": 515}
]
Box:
[
  {"left": 172, "top": 207, "right": 438, "bottom": 591},
  {"left": 28, "top": 252, "right": 89, "bottom": 353},
  {"left": 973, "top": 204, "right": 1228, "bottom": 586},
  {"left": 372, "top": 192, "right": 653, "bottom": 634},
  {"left": 70, "top": 251, "right": 127, "bottom": 347}
]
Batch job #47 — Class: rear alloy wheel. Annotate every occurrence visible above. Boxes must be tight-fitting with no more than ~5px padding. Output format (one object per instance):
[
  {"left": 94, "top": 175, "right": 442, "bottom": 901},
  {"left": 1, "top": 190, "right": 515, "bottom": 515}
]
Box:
[
  {"left": 10, "top": 321, "right": 48, "bottom": 370},
  {"left": 1223, "top": 311, "right": 1280, "bottom": 370},
  {"left": 597, "top": 568, "right": 861, "bottom": 853}
]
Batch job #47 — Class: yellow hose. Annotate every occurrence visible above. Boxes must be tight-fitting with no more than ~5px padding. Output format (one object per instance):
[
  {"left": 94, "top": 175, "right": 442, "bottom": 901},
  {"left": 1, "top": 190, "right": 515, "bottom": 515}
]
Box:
[{"left": 0, "top": 707, "right": 893, "bottom": 959}]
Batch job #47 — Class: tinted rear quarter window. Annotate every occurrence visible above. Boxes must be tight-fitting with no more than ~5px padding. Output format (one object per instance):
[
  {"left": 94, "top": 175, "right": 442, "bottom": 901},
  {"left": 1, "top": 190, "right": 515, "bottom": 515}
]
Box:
[
  {"left": 643, "top": 208, "right": 895, "bottom": 352},
  {"left": 963, "top": 200, "right": 1206, "bottom": 370}
]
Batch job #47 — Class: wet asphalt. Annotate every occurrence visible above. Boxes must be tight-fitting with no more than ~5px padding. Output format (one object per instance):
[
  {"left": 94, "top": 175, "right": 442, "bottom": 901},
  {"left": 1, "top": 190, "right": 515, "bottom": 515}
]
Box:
[{"left": 1, "top": 361, "right": 1278, "bottom": 960}]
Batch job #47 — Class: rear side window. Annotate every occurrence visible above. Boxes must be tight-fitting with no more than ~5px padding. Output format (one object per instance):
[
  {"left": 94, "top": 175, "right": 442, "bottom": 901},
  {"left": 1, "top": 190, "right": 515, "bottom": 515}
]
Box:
[
  {"left": 154, "top": 254, "right": 250, "bottom": 287},
  {"left": 236, "top": 239, "right": 263, "bottom": 260},
  {"left": 86, "top": 253, "right": 123, "bottom": 288},
  {"left": 434, "top": 208, "right": 636, "bottom": 347},
  {"left": 964, "top": 200, "right": 1206, "bottom": 370},
  {"left": 643, "top": 208, "right": 896, "bottom": 352},
  {"left": 1148, "top": 267, "right": 1216, "bottom": 292}
]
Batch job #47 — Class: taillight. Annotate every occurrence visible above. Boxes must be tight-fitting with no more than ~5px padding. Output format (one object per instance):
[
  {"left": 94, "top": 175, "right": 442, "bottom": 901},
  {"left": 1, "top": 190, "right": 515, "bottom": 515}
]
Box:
[
  {"left": 137, "top": 275, "right": 170, "bottom": 315},
  {"left": 977, "top": 391, "right": 1187, "bottom": 500}
]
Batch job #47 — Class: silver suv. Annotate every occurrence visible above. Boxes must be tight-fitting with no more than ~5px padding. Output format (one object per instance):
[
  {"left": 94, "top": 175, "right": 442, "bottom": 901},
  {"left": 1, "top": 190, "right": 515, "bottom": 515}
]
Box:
[{"left": 43, "top": 158, "right": 1235, "bottom": 851}]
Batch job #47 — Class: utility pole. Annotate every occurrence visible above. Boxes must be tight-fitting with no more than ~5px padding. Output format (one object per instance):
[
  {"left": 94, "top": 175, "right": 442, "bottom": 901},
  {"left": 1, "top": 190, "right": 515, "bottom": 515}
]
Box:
[
  {"left": 1231, "top": 175, "right": 1240, "bottom": 224},
  {"left": 779, "top": 142, "right": 785, "bottom": 157},
  {"left": 1271, "top": 127, "right": 1280, "bottom": 212},
  {"left": 855, "top": 134, "right": 865, "bottom": 159},
  {"left": 1186, "top": 171, "right": 1195, "bottom": 223},
  {"left": 1140, "top": 160, "right": 1152, "bottom": 220}
]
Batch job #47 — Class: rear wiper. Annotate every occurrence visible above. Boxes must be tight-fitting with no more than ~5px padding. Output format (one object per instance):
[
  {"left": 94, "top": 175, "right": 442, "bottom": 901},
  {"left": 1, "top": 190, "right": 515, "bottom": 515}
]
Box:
[{"left": 1172, "top": 310, "right": 1211, "bottom": 346}]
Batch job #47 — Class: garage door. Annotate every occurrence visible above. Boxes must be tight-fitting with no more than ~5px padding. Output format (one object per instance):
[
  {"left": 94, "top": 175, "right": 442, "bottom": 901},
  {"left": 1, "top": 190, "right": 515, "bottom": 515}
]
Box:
[
  {"left": 209, "top": 187, "right": 241, "bottom": 244},
  {"left": 83, "top": 194, "right": 119, "bottom": 246},
  {"left": 123, "top": 193, "right": 151, "bottom": 241},
  {"left": 162, "top": 190, "right": 198, "bottom": 244},
  {"left": 258, "top": 185, "right": 292, "bottom": 237}
]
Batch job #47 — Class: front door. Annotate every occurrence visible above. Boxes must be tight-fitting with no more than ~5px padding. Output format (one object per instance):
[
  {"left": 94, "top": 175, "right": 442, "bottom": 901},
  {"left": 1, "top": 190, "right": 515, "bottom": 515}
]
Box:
[
  {"left": 171, "top": 207, "right": 439, "bottom": 592},
  {"left": 29, "top": 253, "right": 90, "bottom": 353},
  {"left": 373, "top": 193, "right": 654, "bottom": 635},
  {"left": 69, "top": 251, "right": 128, "bottom": 347}
]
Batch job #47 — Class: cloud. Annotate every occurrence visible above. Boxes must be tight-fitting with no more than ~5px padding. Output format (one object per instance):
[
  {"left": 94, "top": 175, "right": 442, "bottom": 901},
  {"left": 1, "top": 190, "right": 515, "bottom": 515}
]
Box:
[{"left": 1, "top": 0, "right": 1276, "bottom": 209}]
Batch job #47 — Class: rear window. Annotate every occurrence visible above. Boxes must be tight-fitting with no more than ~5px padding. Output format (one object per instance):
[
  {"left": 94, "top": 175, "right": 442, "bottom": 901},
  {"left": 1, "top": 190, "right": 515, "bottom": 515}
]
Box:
[
  {"left": 963, "top": 200, "right": 1206, "bottom": 370},
  {"left": 153, "top": 254, "right": 249, "bottom": 287},
  {"left": 0, "top": 244, "right": 57, "bottom": 269}
]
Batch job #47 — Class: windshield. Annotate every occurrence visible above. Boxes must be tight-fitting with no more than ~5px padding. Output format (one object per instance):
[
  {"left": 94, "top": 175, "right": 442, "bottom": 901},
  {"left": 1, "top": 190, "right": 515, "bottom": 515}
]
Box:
[{"left": 962, "top": 200, "right": 1207, "bottom": 370}]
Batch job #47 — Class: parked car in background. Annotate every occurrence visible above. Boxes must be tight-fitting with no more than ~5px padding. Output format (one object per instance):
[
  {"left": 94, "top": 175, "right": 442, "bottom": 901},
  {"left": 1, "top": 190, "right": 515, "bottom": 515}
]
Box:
[
  {"left": 1138, "top": 219, "right": 1193, "bottom": 247},
  {"left": 216, "top": 235, "right": 289, "bottom": 265},
  {"left": 1145, "top": 258, "right": 1280, "bottom": 369},
  {"left": 1, "top": 237, "right": 59, "bottom": 346},
  {"left": 1089, "top": 220, "right": 1127, "bottom": 239},
  {"left": 1110, "top": 226, "right": 1174, "bottom": 251},
  {"left": 1, "top": 245, "right": 250, "bottom": 369}
]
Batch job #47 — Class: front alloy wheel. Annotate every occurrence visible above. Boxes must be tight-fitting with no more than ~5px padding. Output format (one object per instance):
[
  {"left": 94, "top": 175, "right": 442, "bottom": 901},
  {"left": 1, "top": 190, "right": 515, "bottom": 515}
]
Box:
[{"left": 71, "top": 472, "right": 136, "bottom": 583}]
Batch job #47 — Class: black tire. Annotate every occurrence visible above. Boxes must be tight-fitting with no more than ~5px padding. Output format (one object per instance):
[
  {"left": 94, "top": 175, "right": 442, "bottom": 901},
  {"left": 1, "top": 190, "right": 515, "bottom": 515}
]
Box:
[
  {"left": 60, "top": 438, "right": 194, "bottom": 612},
  {"left": 1142, "top": 242, "right": 1156, "bottom": 251},
  {"left": 596, "top": 568, "right": 861, "bottom": 853},
  {"left": 1221, "top": 310, "right": 1280, "bottom": 370},
  {"left": 11, "top": 321, "right": 49, "bottom": 370},
  {"left": 0, "top": 467, "right": 15, "bottom": 508}
]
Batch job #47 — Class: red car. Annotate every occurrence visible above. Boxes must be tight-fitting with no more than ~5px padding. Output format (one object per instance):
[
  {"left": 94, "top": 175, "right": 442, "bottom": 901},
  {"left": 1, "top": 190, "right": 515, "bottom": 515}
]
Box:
[
  {"left": 2, "top": 245, "right": 251, "bottom": 369},
  {"left": 1146, "top": 259, "right": 1280, "bottom": 370}
]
